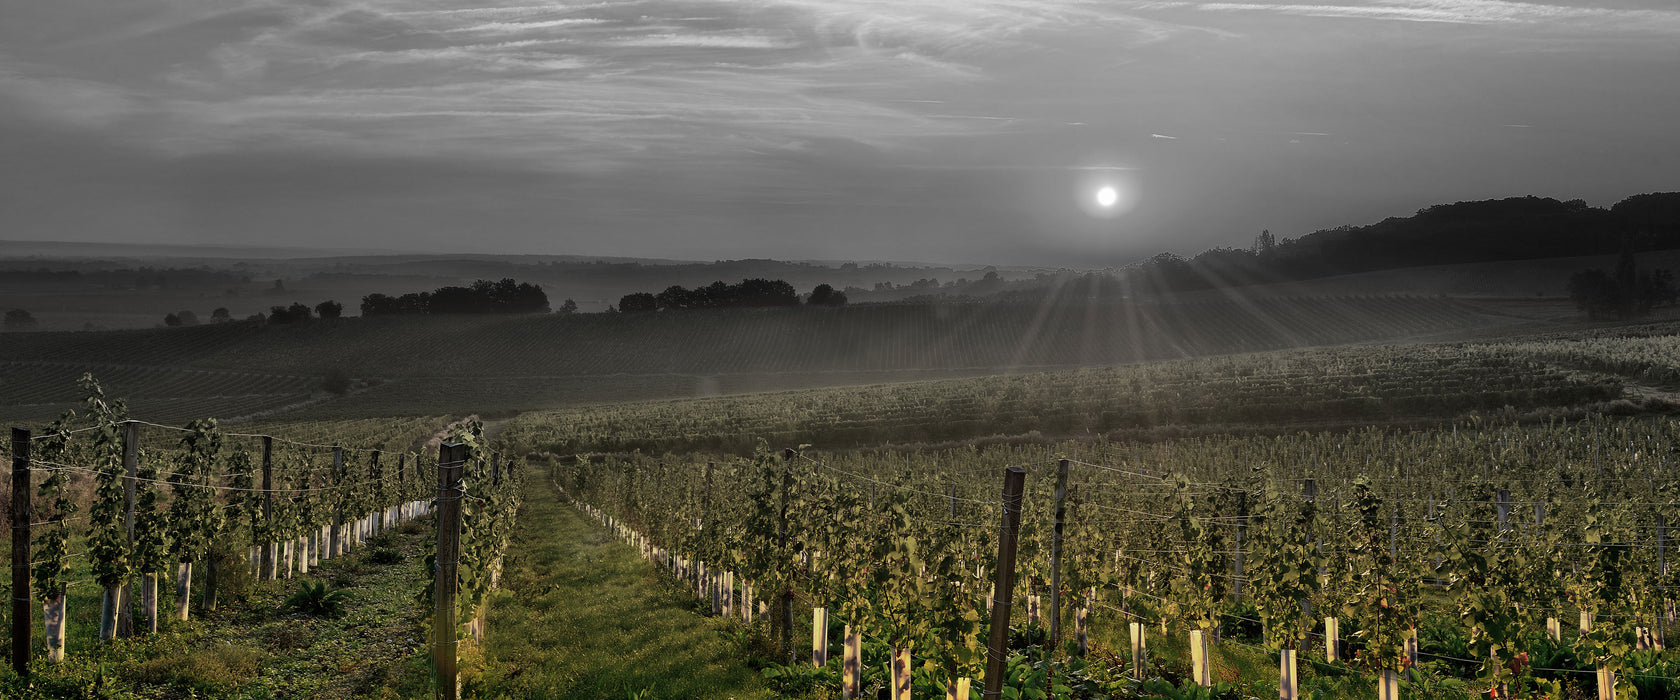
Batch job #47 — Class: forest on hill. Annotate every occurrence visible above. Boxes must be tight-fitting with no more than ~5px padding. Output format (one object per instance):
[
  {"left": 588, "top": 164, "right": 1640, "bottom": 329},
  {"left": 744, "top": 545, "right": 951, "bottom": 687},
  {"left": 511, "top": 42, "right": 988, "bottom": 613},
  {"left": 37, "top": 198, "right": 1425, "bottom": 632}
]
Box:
[{"left": 1128, "top": 192, "right": 1680, "bottom": 293}]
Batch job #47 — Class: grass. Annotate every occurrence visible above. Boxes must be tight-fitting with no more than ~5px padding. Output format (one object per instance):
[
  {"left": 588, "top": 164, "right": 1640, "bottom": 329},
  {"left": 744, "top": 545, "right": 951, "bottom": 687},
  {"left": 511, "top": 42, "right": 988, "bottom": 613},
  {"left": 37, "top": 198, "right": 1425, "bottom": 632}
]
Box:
[
  {"left": 469, "top": 476, "right": 774, "bottom": 700},
  {"left": 0, "top": 522, "right": 437, "bottom": 699}
]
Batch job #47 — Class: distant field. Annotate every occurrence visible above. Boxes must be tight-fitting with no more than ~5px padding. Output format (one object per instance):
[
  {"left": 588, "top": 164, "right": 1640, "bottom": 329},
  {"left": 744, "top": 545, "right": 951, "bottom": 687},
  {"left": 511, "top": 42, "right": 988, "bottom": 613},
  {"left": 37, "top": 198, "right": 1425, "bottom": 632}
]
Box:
[
  {"left": 499, "top": 338, "right": 1662, "bottom": 456},
  {"left": 0, "top": 294, "right": 1523, "bottom": 423}
]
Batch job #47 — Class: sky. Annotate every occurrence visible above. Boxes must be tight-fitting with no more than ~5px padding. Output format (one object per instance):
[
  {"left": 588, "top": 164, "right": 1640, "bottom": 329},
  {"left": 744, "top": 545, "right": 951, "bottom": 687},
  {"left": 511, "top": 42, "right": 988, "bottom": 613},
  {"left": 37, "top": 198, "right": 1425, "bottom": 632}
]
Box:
[{"left": 1, "top": 0, "right": 1676, "bottom": 267}]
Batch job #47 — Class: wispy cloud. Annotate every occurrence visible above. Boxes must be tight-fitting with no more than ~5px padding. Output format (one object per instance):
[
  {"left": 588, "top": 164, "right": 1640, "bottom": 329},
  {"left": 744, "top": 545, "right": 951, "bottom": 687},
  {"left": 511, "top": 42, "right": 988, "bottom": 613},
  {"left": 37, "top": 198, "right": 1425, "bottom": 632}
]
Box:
[{"left": 1182, "top": 1, "right": 1680, "bottom": 32}]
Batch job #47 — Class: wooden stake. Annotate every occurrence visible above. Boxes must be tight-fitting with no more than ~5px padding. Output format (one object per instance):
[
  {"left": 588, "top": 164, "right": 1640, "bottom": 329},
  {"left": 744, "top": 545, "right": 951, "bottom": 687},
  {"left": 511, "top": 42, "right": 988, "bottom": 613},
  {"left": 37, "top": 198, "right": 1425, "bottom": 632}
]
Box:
[
  {"left": 434, "top": 442, "right": 467, "bottom": 700},
  {"left": 1597, "top": 664, "right": 1615, "bottom": 700},
  {"left": 984, "top": 467, "right": 1027, "bottom": 698},
  {"left": 1048, "top": 458, "right": 1070, "bottom": 647},
  {"left": 1324, "top": 617, "right": 1339, "bottom": 662},
  {"left": 261, "top": 436, "right": 275, "bottom": 580},
  {"left": 330, "top": 446, "right": 343, "bottom": 560},
  {"left": 119, "top": 421, "right": 138, "bottom": 637},
  {"left": 1547, "top": 617, "right": 1561, "bottom": 641},
  {"left": 10, "top": 428, "right": 31, "bottom": 676}
]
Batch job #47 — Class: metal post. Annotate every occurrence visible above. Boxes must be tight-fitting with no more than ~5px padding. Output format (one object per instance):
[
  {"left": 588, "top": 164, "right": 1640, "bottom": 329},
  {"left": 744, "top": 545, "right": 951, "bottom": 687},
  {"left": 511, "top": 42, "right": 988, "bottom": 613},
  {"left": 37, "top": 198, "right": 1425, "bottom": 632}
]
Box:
[{"left": 983, "top": 466, "right": 1027, "bottom": 698}]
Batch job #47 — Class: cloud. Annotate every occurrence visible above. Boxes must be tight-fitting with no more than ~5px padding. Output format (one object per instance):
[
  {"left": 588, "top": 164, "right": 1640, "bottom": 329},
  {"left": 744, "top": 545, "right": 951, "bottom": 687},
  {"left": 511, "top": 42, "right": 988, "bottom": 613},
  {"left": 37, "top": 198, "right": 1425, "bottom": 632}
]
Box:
[{"left": 1184, "top": 1, "right": 1680, "bottom": 32}]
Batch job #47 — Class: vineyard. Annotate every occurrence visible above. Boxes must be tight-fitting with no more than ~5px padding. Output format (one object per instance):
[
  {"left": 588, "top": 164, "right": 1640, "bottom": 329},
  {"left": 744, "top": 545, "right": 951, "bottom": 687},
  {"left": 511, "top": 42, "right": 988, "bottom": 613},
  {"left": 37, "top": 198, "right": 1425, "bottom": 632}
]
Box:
[
  {"left": 543, "top": 413, "right": 1680, "bottom": 699},
  {"left": 498, "top": 336, "right": 1678, "bottom": 456},
  {"left": 0, "top": 377, "right": 522, "bottom": 699}
]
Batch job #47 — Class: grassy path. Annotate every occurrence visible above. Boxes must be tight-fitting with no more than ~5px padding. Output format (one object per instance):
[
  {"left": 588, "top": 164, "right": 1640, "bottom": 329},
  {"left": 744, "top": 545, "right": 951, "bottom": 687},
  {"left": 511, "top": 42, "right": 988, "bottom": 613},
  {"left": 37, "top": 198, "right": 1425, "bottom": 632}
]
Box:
[{"left": 472, "top": 475, "right": 773, "bottom": 699}]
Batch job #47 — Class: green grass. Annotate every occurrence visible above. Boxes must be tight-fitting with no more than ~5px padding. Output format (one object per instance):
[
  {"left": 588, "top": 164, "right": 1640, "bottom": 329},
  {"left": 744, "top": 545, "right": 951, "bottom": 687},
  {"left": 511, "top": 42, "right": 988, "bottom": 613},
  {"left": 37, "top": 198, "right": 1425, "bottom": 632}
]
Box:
[
  {"left": 470, "top": 476, "right": 774, "bottom": 700},
  {"left": 0, "top": 522, "right": 437, "bottom": 699}
]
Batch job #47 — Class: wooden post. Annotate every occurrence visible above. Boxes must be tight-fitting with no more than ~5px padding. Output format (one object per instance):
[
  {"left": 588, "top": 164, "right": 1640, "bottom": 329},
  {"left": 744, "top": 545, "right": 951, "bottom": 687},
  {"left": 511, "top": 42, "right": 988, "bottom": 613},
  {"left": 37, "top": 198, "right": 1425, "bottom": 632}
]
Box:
[
  {"left": 949, "top": 677, "right": 971, "bottom": 700},
  {"left": 1581, "top": 610, "right": 1594, "bottom": 635},
  {"left": 330, "top": 446, "right": 343, "bottom": 559},
  {"left": 118, "top": 421, "right": 138, "bottom": 637},
  {"left": 10, "top": 428, "right": 31, "bottom": 676},
  {"left": 261, "top": 436, "right": 275, "bottom": 580},
  {"left": 1048, "top": 458, "right": 1070, "bottom": 648},
  {"left": 1129, "top": 622, "right": 1147, "bottom": 681},
  {"left": 843, "top": 625, "right": 861, "bottom": 699},
  {"left": 434, "top": 442, "right": 467, "bottom": 700},
  {"left": 1324, "top": 617, "right": 1339, "bottom": 662},
  {"left": 1279, "top": 648, "right": 1299, "bottom": 700},
  {"left": 778, "top": 450, "right": 795, "bottom": 663},
  {"left": 370, "top": 450, "right": 382, "bottom": 535},
  {"left": 1495, "top": 488, "right": 1511, "bottom": 535},
  {"left": 891, "top": 647, "right": 912, "bottom": 700},
  {"left": 1190, "top": 629, "right": 1211, "bottom": 686},
  {"left": 813, "top": 607, "right": 829, "bottom": 667},
  {"left": 1547, "top": 617, "right": 1561, "bottom": 641},
  {"left": 1597, "top": 664, "right": 1615, "bottom": 700},
  {"left": 983, "top": 466, "right": 1027, "bottom": 698}
]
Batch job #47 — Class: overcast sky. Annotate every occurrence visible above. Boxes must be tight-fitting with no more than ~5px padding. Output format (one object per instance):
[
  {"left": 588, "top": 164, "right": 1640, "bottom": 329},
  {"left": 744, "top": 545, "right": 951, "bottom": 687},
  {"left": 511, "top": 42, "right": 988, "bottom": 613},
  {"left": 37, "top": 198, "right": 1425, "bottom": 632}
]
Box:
[{"left": 2, "top": 1, "right": 1676, "bottom": 266}]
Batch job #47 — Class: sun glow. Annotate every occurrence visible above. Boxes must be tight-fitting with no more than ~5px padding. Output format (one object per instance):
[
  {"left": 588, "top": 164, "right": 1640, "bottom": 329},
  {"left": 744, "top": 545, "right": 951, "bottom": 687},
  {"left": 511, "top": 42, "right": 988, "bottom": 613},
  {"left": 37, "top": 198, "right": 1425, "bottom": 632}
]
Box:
[{"left": 1095, "top": 186, "right": 1118, "bottom": 208}]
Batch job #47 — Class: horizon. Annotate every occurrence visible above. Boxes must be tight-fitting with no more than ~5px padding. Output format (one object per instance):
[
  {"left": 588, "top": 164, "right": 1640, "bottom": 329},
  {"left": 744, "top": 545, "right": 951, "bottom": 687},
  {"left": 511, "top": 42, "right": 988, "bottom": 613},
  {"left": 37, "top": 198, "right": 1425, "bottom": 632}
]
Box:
[{"left": 3, "top": 1, "right": 1678, "bottom": 266}]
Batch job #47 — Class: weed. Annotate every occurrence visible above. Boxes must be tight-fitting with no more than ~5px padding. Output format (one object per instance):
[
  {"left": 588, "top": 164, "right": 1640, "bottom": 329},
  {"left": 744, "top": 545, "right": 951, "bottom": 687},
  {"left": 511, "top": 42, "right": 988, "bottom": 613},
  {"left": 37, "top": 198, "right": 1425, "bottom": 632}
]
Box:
[{"left": 282, "top": 580, "right": 353, "bottom": 618}]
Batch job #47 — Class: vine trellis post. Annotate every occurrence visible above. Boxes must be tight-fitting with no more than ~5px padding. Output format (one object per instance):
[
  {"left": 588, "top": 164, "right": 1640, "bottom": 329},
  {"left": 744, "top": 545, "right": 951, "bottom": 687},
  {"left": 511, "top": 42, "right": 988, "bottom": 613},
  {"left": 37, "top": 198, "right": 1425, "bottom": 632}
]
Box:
[
  {"left": 983, "top": 466, "right": 1026, "bottom": 698},
  {"left": 10, "top": 427, "right": 31, "bottom": 677},
  {"left": 118, "top": 420, "right": 139, "bottom": 637},
  {"left": 1048, "top": 458, "right": 1070, "bottom": 648},
  {"left": 260, "top": 436, "right": 275, "bottom": 580},
  {"left": 434, "top": 441, "right": 466, "bottom": 700}
]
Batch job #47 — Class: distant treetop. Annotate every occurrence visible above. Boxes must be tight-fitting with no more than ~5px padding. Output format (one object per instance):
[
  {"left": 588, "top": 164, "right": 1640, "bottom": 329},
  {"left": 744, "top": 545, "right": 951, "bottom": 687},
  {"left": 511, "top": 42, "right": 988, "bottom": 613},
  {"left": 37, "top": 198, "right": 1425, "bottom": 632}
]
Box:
[{"left": 362, "top": 278, "right": 549, "bottom": 316}]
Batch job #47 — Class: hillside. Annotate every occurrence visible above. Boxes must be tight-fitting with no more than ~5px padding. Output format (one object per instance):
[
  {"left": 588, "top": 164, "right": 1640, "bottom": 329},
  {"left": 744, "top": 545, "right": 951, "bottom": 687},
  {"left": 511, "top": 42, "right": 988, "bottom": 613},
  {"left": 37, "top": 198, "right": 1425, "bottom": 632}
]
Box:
[{"left": 0, "top": 294, "right": 1511, "bottom": 423}]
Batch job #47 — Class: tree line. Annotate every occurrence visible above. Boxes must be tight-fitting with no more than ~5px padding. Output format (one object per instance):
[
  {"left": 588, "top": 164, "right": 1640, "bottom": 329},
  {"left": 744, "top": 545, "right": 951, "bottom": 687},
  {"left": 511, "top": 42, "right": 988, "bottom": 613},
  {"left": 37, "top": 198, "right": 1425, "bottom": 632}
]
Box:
[
  {"left": 616, "top": 279, "right": 846, "bottom": 312},
  {"left": 361, "top": 278, "right": 550, "bottom": 316},
  {"left": 1131, "top": 192, "right": 1680, "bottom": 293}
]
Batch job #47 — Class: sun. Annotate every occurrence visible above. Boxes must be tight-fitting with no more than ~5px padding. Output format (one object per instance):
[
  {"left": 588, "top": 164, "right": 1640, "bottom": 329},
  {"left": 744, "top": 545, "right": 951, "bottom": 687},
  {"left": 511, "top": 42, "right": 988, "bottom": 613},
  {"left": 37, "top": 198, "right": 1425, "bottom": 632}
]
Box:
[{"left": 1095, "top": 186, "right": 1118, "bottom": 208}]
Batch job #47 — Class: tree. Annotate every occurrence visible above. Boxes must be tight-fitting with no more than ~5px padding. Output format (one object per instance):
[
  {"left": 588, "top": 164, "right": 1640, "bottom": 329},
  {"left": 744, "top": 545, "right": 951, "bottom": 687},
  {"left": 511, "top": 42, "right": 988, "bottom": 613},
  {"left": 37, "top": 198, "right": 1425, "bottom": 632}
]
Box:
[
  {"left": 315, "top": 300, "right": 343, "bottom": 320},
  {"left": 4, "top": 308, "right": 38, "bottom": 331},
  {"left": 807, "top": 284, "right": 847, "bottom": 307},
  {"left": 1568, "top": 245, "right": 1679, "bottom": 319},
  {"left": 164, "top": 313, "right": 182, "bottom": 327},
  {"left": 211, "top": 307, "right": 231, "bottom": 323},
  {"left": 267, "top": 302, "right": 313, "bottom": 324},
  {"left": 176, "top": 310, "right": 199, "bottom": 326},
  {"left": 558, "top": 298, "right": 578, "bottom": 314},
  {"left": 618, "top": 292, "right": 657, "bottom": 312}
]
